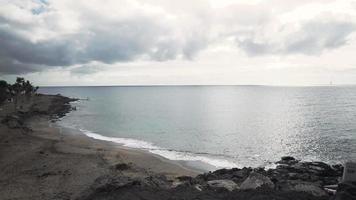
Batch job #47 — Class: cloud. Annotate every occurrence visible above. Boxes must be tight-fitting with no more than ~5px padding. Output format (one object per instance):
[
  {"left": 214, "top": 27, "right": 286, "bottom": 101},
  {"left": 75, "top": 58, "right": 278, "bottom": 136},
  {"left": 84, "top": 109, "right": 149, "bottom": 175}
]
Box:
[
  {"left": 237, "top": 19, "right": 356, "bottom": 56},
  {"left": 0, "top": 57, "right": 48, "bottom": 74},
  {"left": 70, "top": 63, "right": 103, "bottom": 76},
  {"left": 0, "top": 0, "right": 210, "bottom": 74},
  {"left": 213, "top": 1, "right": 356, "bottom": 56},
  {"left": 0, "top": 0, "right": 356, "bottom": 76}
]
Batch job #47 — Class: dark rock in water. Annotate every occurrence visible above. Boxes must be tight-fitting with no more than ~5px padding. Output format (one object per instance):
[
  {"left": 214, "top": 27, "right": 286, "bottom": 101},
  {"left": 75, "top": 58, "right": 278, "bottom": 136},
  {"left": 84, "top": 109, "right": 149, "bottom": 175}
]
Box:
[
  {"left": 282, "top": 156, "right": 296, "bottom": 161},
  {"left": 207, "top": 179, "right": 239, "bottom": 192},
  {"left": 240, "top": 172, "right": 274, "bottom": 190},
  {"left": 277, "top": 156, "right": 299, "bottom": 165}
]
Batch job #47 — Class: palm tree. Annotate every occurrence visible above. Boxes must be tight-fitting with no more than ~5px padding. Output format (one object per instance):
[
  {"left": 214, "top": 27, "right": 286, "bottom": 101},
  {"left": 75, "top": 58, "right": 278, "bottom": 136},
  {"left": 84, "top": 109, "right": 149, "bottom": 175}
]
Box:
[
  {"left": 24, "top": 80, "right": 34, "bottom": 101},
  {"left": 0, "top": 77, "right": 39, "bottom": 108},
  {"left": 11, "top": 77, "right": 34, "bottom": 109}
]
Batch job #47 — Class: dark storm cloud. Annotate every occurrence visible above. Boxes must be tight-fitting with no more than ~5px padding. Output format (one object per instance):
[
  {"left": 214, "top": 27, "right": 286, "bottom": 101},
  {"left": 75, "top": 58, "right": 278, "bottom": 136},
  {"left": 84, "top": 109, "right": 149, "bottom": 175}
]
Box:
[
  {"left": 0, "top": 19, "right": 206, "bottom": 75},
  {"left": 0, "top": 24, "right": 202, "bottom": 75},
  {"left": 0, "top": 28, "right": 75, "bottom": 66},
  {"left": 0, "top": 1, "right": 208, "bottom": 75},
  {"left": 0, "top": 28, "right": 77, "bottom": 74},
  {"left": 0, "top": 57, "right": 48, "bottom": 74},
  {"left": 237, "top": 20, "right": 356, "bottom": 56}
]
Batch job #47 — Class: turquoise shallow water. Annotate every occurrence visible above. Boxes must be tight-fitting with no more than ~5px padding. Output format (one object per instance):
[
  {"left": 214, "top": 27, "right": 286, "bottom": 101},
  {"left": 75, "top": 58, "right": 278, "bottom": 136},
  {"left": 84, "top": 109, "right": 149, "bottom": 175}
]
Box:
[{"left": 39, "top": 86, "right": 356, "bottom": 169}]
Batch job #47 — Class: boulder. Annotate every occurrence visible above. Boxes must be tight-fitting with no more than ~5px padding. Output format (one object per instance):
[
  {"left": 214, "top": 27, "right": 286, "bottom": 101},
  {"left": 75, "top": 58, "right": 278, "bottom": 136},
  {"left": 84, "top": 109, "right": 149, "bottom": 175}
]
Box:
[
  {"left": 293, "top": 183, "right": 327, "bottom": 197},
  {"left": 92, "top": 175, "right": 140, "bottom": 193},
  {"left": 307, "top": 161, "right": 336, "bottom": 176},
  {"left": 240, "top": 172, "right": 274, "bottom": 190},
  {"left": 143, "top": 175, "right": 171, "bottom": 189},
  {"left": 207, "top": 179, "right": 239, "bottom": 191},
  {"left": 284, "top": 181, "right": 327, "bottom": 197}
]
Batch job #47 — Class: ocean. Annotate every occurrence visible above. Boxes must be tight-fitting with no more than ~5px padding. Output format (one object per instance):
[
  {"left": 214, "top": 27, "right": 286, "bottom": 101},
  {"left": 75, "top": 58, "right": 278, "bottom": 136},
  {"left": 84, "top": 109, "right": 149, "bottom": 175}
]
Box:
[{"left": 39, "top": 86, "right": 356, "bottom": 170}]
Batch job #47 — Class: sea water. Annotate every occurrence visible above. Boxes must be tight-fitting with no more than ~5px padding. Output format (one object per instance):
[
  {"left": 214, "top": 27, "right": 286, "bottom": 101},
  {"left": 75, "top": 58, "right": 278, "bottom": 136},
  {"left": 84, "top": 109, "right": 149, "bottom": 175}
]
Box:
[{"left": 39, "top": 86, "right": 356, "bottom": 170}]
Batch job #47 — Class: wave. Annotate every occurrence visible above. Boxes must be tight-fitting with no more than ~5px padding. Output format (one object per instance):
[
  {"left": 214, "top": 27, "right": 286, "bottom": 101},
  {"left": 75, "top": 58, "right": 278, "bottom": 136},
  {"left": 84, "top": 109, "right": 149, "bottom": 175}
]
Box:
[{"left": 79, "top": 129, "right": 239, "bottom": 169}]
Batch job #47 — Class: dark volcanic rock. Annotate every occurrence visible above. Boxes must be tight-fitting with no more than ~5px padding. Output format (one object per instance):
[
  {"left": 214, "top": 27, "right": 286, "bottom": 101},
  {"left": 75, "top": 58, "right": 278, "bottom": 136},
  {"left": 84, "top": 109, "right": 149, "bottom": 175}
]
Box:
[
  {"left": 46, "top": 95, "right": 78, "bottom": 118},
  {"left": 82, "top": 175, "right": 141, "bottom": 196},
  {"left": 277, "top": 156, "right": 299, "bottom": 165},
  {"left": 281, "top": 180, "right": 327, "bottom": 197},
  {"left": 77, "top": 157, "right": 343, "bottom": 200},
  {"left": 282, "top": 156, "right": 296, "bottom": 161},
  {"left": 78, "top": 182, "right": 329, "bottom": 200},
  {"left": 142, "top": 175, "right": 172, "bottom": 189},
  {"left": 2, "top": 95, "right": 78, "bottom": 129},
  {"left": 207, "top": 179, "right": 239, "bottom": 191},
  {"left": 332, "top": 182, "right": 356, "bottom": 200},
  {"left": 177, "top": 175, "right": 194, "bottom": 182},
  {"left": 240, "top": 172, "right": 274, "bottom": 190},
  {"left": 195, "top": 167, "right": 252, "bottom": 184}
]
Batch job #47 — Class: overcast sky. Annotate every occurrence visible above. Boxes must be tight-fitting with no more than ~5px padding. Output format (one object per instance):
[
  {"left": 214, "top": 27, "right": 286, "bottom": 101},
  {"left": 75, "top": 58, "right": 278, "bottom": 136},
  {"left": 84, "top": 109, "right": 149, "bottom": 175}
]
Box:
[{"left": 1, "top": 0, "right": 356, "bottom": 86}]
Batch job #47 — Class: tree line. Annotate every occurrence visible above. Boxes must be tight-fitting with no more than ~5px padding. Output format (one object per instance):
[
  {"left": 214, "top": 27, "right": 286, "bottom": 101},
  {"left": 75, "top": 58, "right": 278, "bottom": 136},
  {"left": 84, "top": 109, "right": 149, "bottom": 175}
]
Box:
[{"left": 0, "top": 77, "right": 39, "bottom": 105}]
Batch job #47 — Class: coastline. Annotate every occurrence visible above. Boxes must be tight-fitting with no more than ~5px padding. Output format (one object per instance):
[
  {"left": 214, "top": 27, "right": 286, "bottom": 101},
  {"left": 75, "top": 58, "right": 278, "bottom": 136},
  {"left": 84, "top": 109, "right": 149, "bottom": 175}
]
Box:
[
  {"left": 50, "top": 121, "right": 203, "bottom": 176},
  {"left": 65, "top": 126, "right": 227, "bottom": 172},
  {"left": 0, "top": 94, "right": 354, "bottom": 200},
  {"left": 0, "top": 94, "right": 197, "bottom": 199}
]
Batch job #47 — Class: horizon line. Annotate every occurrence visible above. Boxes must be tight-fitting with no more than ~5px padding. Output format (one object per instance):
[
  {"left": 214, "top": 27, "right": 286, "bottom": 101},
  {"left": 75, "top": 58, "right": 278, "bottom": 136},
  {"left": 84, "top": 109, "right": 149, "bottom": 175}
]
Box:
[{"left": 38, "top": 83, "right": 356, "bottom": 88}]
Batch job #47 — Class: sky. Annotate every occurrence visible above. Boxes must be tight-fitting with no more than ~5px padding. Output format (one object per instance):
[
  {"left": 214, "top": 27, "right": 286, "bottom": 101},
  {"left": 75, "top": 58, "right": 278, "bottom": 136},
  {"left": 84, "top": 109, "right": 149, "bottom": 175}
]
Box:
[{"left": 0, "top": 0, "right": 356, "bottom": 86}]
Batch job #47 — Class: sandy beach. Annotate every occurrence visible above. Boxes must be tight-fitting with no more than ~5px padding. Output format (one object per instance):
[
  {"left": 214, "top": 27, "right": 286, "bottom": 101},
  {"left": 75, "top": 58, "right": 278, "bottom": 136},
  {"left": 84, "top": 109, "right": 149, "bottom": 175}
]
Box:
[{"left": 0, "top": 94, "right": 198, "bottom": 200}]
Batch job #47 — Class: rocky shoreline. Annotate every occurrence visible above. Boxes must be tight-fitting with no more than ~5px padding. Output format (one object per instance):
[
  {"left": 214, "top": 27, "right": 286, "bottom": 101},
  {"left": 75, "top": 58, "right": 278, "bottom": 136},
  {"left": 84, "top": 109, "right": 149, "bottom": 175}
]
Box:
[
  {"left": 1, "top": 94, "right": 77, "bottom": 129},
  {"left": 78, "top": 156, "right": 355, "bottom": 200},
  {"left": 1, "top": 94, "right": 355, "bottom": 200}
]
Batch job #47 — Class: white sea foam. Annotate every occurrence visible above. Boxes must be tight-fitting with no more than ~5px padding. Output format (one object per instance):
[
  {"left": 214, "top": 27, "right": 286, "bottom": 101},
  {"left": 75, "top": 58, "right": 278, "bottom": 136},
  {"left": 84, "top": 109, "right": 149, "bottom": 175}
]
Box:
[
  {"left": 80, "top": 129, "right": 159, "bottom": 149},
  {"left": 150, "top": 149, "right": 239, "bottom": 169},
  {"left": 79, "top": 129, "right": 238, "bottom": 169}
]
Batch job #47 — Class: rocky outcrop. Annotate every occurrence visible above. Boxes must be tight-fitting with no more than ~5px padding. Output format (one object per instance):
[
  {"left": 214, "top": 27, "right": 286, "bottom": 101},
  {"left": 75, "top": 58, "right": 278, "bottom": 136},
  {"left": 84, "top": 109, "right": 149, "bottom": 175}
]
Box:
[
  {"left": 240, "top": 172, "right": 274, "bottom": 190},
  {"left": 285, "top": 181, "right": 327, "bottom": 197},
  {"left": 1, "top": 94, "right": 77, "bottom": 129},
  {"left": 207, "top": 179, "right": 239, "bottom": 191},
  {"left": 78, "top": 157, "right": 345, "bottom": 200}
]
